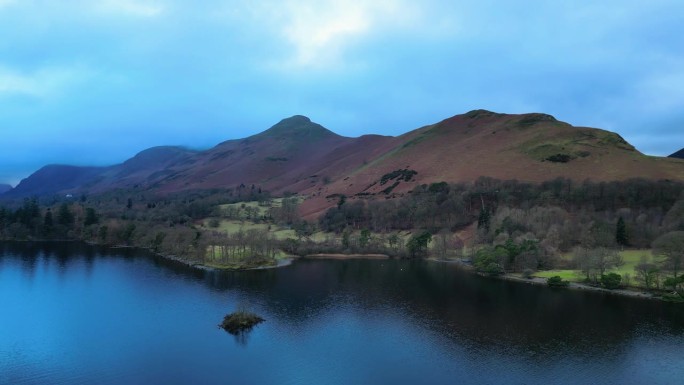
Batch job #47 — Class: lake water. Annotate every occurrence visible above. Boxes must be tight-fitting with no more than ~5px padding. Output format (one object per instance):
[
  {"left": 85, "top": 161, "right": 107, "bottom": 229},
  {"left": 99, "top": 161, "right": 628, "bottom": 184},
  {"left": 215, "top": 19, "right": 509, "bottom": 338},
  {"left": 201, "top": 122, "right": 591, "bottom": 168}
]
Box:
[{"left": 2, "top": 242, "right": 684, "bottom": 384}]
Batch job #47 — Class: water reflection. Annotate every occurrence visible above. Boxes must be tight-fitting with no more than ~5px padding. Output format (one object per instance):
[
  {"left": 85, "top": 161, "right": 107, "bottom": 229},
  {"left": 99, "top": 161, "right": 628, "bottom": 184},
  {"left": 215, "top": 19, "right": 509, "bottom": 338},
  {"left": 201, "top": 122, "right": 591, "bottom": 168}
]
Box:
[
  {"left": 9, "top": 241, "right": 682, "bottom": 349},
  {"left": 2, "top": 241, "right": 684, "bottom": 385},
  {"left": 198, "top": 258, "right": 684, "bottom": 348}
]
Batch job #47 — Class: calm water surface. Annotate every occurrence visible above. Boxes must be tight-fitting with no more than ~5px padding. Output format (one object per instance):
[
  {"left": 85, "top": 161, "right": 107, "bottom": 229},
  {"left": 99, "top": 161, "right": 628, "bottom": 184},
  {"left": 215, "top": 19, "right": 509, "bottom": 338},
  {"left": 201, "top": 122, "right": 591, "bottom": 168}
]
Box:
[{"left": 2, "top": 242, "right": 684, "bottom": 384}]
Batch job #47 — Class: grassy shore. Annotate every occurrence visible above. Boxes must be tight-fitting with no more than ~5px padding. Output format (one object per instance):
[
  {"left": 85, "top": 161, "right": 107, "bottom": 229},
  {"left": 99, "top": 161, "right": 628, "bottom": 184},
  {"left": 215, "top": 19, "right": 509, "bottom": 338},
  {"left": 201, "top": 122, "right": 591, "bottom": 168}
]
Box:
[{"left": 533, "top": 249, "right": 653, "bottom": 286}]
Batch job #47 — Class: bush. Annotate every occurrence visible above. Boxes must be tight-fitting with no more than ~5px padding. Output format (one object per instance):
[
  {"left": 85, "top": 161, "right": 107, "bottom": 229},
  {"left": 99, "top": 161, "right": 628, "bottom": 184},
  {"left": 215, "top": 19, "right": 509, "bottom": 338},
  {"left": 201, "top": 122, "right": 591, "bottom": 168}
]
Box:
[
  {"left": 484, "top": 262, "right": 504, "bottom": 276},
  {"left": 522, "top": 268, "right": 534, "bottom": 279},
  {"left": 473, "top": 246, "right": 507, "bottom": 274},
  {"left": 661, "top": 293, "right": 684, "bottom": 303},
  {"left": 547, "top": 275, "right": 569, "bottom": 287},
  {"left": 600, "top": 273, "right": 622, "bottom": 290}
]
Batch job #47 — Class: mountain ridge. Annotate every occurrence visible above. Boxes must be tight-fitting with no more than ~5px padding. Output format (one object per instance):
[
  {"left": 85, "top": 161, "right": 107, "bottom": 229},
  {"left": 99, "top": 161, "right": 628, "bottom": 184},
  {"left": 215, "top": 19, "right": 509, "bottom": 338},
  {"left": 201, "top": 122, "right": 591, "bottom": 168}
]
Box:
[{"left": 3, "top": 111, "right": 683, "bottom": 217}]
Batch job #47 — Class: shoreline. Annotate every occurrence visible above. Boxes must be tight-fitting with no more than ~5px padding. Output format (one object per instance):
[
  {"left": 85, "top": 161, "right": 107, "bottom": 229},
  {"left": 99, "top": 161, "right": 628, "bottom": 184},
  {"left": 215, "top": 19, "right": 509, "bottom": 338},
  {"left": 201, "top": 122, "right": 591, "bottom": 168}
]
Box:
[
  {"left": 1, "top": 240, "right": 672, "bottom": 301},
  {"left": 303, "top": 253, "right": 390, "bottom": 260},
  {"left": 428, "top": 257, "right": 662, "bottom": 302}
]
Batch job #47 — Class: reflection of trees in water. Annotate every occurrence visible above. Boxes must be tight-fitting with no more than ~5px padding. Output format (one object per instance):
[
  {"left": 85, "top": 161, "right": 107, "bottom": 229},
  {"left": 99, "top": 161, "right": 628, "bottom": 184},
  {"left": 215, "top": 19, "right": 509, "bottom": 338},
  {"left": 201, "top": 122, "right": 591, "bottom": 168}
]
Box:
[
  {"left": 197, "top": 258, "right": 684, "bottom": 355},
  {"left": 4, "top": 242, "right": 684, "bottom": 357},
  {"left": 231, "top": 329, "right": 251, "bottom": 346}
]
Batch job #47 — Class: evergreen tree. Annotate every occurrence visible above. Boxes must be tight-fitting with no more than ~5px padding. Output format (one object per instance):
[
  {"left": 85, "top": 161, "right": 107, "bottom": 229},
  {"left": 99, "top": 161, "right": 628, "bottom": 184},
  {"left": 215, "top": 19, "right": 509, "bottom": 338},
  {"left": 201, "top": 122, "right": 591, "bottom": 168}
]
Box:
[
  {"left": 0, "top": 206, "right": 6, "bottom": 228},
  {"left": 84, "top": 208, "right": 98, "bottom": 226},
  {"left": 44, "top": 209, "right": 53, "bottom": 227},
  {"left": 57, "top": 203, "right": 74, "bottom": 226},
  {"left": 616, "top": 217, "right": 628, "bottom": 247},
  {"left": 337, "top": 195, "right": 346, "bottom": 209},
  {"left": 477, "top": 207, "right": 491, "bottom": 232}
]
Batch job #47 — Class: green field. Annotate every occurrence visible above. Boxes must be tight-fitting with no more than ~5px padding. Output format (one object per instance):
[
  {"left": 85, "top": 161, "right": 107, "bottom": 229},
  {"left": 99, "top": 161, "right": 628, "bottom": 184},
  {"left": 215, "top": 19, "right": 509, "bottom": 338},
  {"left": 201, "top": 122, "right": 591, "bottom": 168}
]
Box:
[
  {"left": 533, "top": 269, "right": 580, "bottom": 280},
  {"left": 534, "top": 249, "right": 655, "bottom": 284}
]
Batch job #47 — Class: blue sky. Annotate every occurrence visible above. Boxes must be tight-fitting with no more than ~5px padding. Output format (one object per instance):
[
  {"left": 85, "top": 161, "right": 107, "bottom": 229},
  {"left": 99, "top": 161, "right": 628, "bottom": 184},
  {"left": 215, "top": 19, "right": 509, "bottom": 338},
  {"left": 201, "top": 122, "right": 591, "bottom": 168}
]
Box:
[{"left": 1, "top": 0, "right": 683, "bottom": 186}]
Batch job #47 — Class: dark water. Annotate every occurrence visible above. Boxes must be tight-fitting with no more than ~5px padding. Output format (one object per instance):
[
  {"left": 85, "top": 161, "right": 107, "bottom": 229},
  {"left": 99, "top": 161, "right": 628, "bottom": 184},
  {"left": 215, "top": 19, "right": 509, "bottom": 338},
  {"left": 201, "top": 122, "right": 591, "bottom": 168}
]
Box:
[{"left": 2, "top": 242, "right": 684, "bottom": 385}]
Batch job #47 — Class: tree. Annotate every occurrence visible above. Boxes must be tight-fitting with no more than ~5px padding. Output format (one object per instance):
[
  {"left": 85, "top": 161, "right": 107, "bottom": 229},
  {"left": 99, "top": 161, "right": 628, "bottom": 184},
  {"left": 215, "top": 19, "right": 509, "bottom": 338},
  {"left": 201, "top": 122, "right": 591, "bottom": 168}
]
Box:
[
  {"left": 294, "top": 220, "right": 314, "bottom": 241},
  {"left": 16, "top": 197, "right": 40, "bottom": 232},
  {"left": 98, "top": 225, "right": 108, "bottom": 243},
  {"left": 432, "top": 230, "right": 453, "bottom": 260},
  {"left": 406, "top": 231, "right": 432, "bottom": 258},
  {"left": 663, "top": 275, "right": 684, "bottom": 296},
  {"left": 473, "top": 246, "right": 507, "bottom": 275},
  {"left": 387, "top": 233, "right": 401, "bottom": 255},
  {"left": 57, "top": 203, "right": 74, "bottom": 227},
  {"left": 341, "top": 229, "right": 351, "bottom": 249},
  {"left": 42, "top": 208, "right": 53, "bottom": 237},
  {"left": 634, "top": 256, "right": 660, "bottom": 289},
  {"left": 547, "top": 276, "right": 570, "bottom": 287},
  {"left": 600, "top": 273, "right": 622, "bottom": 289},
  {"left": 358, "top": 229, "right": 371, "bottom": 249},
  {"left": 653, "top": 231, "right": 684, "bottom": 278},
  {"left": 276, "top": 197, "right": 299, "bottom": 224},
  {"left": 150, "top": 232, "right": 166, "bottom": 252},
  {"left": 119, "top": 223, "right": 136, "bottom": 245},
  {"left": 43, "top": 209, "right": 53, "bottom": 227},
  {"left": 477, "top": 207, "right": 491, "bottom": 232},
  {"left": 337, "top": 195, "right": 346, "bottom": 209},
  {"left": 573, "top": 247, "right": 622, "bottom": 283},
  {"left": 0, "top": 206, "right": 7, "bottom": 236},
  {"left": 84, "top": 208, "right": 99, "bottom": 226},
  {"left": 616, "top": 217, "right": 628, "bottom": 247}
]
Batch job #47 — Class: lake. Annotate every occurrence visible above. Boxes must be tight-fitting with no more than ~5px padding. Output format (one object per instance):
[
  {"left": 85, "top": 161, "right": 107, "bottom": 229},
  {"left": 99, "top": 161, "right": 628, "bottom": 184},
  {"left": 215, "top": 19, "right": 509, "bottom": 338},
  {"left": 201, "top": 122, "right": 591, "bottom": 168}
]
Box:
[{"left": 2, "top": 242, "right": 684, "bottom": 384}]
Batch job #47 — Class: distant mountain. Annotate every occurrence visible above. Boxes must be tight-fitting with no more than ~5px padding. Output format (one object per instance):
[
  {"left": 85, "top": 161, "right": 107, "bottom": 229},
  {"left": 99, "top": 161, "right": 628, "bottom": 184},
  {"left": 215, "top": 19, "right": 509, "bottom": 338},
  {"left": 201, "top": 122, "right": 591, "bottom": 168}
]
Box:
[
  {"left": 3, "top": 165, "right": 108, "bottom": 198},
  {"left": 670, "top": 148, "right": 684, "bottom": 159},
  {"left": 0, "top": 184, "right": 12, "bottom": 194},
  {"left": 4, "top": 146, "right": 196, "bottom": 198},
  {"left": 5, "top": 111, "right": 684, "bottom": 217}
]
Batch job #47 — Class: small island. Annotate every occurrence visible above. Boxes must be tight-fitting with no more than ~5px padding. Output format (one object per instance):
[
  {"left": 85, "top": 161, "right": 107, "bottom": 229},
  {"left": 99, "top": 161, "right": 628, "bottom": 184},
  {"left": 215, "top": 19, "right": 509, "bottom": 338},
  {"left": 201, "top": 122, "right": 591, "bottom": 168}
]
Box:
[{"left": 219, "top": 310, "right": 265, "bottom": 335}]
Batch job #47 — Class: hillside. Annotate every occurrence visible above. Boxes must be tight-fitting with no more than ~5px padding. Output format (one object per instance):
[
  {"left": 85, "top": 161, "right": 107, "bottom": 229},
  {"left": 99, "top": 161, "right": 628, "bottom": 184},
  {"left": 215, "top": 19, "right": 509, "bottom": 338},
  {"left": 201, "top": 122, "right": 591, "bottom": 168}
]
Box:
[
  {"left": 298, "top": 110, "right": 684, "bottom": 216},
  {"left": 2, "top": 165, "right": 110, "bottom": 197},
  {"left": 670, "top": 148, "right": 684, "bottom": 159},
  {"left": 1, "top": 146, "right": 197, "bottom": 198},
  {"left": 4, "top": 111, "right": 684, "bottom": 215},
  {"left": 0, "top": 184, "right": 11, "bottom": 194}
]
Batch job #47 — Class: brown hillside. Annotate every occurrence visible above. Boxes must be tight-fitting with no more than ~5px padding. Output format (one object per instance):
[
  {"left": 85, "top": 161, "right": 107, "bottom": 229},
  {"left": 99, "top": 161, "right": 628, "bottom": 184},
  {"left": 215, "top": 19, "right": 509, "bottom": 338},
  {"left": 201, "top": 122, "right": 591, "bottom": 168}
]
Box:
[
  {"left": 298, "top": 110, "right": 684, "bottom": 218},
  {"left": 150, "top": 115, "right": 390, "bottom": 193},
  {"left": 7, "top": 110, "right": 684, "bottom": 218}
]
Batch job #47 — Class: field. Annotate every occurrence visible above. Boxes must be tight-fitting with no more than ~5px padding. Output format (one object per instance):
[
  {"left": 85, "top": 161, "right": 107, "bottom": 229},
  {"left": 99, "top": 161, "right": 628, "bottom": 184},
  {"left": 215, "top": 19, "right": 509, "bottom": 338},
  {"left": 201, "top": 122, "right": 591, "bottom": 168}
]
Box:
[
  {"left": 200, "top": 199, "right": 420, "bottom": 245},
  {"left": 205, "top": 219, "right": 295, "bottom": 239},
  {"left": 534, "top": 249, "right": 655, "bottom": 285}
]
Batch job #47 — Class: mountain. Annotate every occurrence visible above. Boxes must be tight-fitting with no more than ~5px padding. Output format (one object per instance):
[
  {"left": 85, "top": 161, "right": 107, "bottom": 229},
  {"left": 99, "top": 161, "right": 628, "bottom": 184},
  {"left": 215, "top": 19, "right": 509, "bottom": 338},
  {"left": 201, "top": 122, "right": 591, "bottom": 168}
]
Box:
[
  {"left": 3, "top": 165, "right": 109, "bottom": 197},
  {"left": 670, "top": 148, "right": 684, "bottom": 159},
  {"left": 5, "top": 111, "right": 684, "bottom": 216},
  {"left": 297, "top": 110, "right": 684, "bottom": 216},
  {"left": 0, "top": 184, "right": 11, "bottom": 194},
  {"left": 3, "top": 146, "right": 196, "bottom": 198}
]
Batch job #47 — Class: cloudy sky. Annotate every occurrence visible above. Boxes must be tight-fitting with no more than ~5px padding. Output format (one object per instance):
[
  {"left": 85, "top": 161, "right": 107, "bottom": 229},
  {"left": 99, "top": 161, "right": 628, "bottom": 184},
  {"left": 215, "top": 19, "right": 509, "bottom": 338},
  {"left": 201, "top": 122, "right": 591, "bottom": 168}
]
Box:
[{"left": 1, "top": 0, "right": 683, "bottom": 186}]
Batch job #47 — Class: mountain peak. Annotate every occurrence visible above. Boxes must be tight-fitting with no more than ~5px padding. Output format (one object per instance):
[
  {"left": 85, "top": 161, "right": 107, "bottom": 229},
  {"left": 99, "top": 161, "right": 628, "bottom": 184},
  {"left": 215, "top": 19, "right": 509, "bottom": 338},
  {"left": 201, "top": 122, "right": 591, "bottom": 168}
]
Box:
[
  {"left": 283, "top": 115, "right": 311, "bottom": 123},
  {"left": 258, "top": 115, "right": 339, "bottom": 140},
  {"left": 463, "top": 109, "right": 502, "bottom": 119}
]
